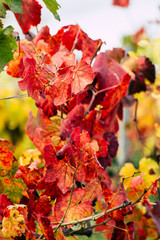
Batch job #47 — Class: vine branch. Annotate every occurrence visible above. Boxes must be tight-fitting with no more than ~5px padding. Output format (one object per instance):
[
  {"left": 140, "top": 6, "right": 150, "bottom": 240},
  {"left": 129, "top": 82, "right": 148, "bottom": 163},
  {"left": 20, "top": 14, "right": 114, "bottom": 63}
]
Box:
[
  {"left": 0, "top": 94, "right": 28, "bottom": 100},
  {"left": 52, "top": 178, "right": 158, "bottom": 233}
]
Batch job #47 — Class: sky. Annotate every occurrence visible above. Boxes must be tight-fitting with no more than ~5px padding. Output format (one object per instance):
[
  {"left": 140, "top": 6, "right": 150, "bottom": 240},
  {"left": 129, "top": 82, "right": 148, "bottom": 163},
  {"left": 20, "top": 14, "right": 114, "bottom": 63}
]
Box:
[{"left": 3, "top": 0, "right": 160, "bottom": 50}]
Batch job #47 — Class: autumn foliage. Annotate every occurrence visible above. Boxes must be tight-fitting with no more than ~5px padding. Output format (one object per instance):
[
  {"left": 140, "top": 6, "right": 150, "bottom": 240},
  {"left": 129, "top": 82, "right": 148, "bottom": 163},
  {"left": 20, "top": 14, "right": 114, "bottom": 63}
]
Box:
[{"left": 0, "top": 0, "right": 160, "bottom": 239}]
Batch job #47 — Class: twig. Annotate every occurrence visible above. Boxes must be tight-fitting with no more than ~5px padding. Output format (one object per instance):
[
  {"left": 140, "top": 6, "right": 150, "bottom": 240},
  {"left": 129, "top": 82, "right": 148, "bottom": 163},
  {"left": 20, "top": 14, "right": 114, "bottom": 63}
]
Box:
[
  {"left": 52, "top": 179, "right": 156, "bottom": 230},
  {"left": 71, "top": 26, "right": 81, "bottom": 52},
  {"left": 64, "top": 218, "right": 112, "bottom": 236},
  {"left": 90, "top": 40, "right": 103, "bottom": 65},
  {"left": 54, "top": 161, "right": 82, "bottom": 233},
  {"left": 133, "top": 98, "right": 153, "bottom": 155},
  {"left": 133, "top": 99, "right": 142, "bottom": 141},
  {"left": 52, "top": 201, "right": 132, "bottom": 229},
  {"left": 84, "top": 84, "right": 119, "bottom": 116},
  {"left": 0, "top": 94, "right": 28, "bottom": 100}
]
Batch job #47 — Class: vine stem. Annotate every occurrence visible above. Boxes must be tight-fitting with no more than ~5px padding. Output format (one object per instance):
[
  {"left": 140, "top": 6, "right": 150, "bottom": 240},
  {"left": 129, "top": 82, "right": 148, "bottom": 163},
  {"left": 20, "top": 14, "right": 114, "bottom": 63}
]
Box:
[
  {"left": 71, "top": 26, "right": 81, "bottom": 52},
  {"left": 54, "top": 160, "right": 82, "bottom": 233},
  {"left": 64, "top": 217, "right": 112, "bottom": 236},
  {"left": 52, "top": 177, "right": 159, "bottom": 231},
  {"left": 52, "top": 201, "right": 131, "bottom": 230},
  {"left": 133, "top": 98, "right": 153, "bottom": 155},
  {"left": 84, "top": 84, "right": 119, "bottom": 116},
  {"left": 0, "top": 94, "right": 28, "bottom": 100}
]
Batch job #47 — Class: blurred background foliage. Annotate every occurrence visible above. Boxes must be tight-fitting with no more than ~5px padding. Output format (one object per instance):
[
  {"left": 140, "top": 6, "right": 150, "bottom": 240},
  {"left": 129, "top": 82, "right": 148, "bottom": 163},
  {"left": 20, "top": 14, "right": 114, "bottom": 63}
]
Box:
[
  {"left": 0, "top": 71, "right": 36, "bottom": 158},
  {"left": 121, "top": 27, "right": 160, "bottom": 168}
]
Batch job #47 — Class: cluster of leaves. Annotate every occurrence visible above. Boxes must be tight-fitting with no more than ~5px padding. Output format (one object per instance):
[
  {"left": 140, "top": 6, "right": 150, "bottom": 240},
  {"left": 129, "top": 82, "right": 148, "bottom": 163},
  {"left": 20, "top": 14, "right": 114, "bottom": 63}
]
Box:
[{"left": 0, "top": 0, "right": 160, "bottom": 240}]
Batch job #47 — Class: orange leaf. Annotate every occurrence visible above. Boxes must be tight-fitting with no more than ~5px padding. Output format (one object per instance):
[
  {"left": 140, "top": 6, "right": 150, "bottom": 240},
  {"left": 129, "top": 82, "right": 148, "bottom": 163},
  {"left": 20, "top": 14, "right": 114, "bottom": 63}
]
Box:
[
  {"left": 0, "top": 139, "right": 15, "bottom": 170},
  {"left": 54, "top": 188, "right": 92, "bottom": 224}
]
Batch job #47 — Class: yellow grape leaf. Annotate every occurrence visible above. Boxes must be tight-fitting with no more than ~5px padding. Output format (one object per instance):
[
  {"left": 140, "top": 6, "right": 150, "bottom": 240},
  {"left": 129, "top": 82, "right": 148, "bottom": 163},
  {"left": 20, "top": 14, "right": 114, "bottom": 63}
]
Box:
[
  {"left": 19, "top": 148, "right": 44, "bottom": 166},
  {"left": 119, "top": 163, "right": 139, "bottom": 188},
  {"left": 119, "top": 162, "right": 137, "bottom": 177},
  {"left": 2, "top": 209, "right": 27, "bottom": 238},
  {"left": 139, "top": 158, "right": 160, "bottom": 187},
  {"left": 120, "top": 157, "right": 160, "bottom": 197}
]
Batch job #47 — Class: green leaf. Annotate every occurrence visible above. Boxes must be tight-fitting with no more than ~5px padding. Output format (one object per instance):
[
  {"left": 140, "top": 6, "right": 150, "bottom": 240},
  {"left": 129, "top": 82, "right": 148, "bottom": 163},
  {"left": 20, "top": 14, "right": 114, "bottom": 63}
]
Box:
[
  {"left": 0, "top": 0, "right": 11, "bottom": 18},
  {"left": 0, "top": 26, "right": 17, "bottom": 72},
  {"left": 42, "top": 0, "right": 61, "bottom": 21},
  {"left": 10, "top": 0, "right": 23, "bottom": 13}
]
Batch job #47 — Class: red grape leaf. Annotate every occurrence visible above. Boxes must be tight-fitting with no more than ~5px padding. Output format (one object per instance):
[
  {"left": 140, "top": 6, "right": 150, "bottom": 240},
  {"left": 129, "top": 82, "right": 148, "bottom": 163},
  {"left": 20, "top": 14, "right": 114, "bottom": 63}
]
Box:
[
  {"left": 95, "top": 215, "right": 115, "bottom": 240},
  {"left": 93, "top": 53, "right": 124, "bottom": 90},
  {"left": 15, "top": 163, "right": 44, "bottom": 189},
  {"left": 57, "top": 53, "right": 94, "bottom": 96},
  {"left": 0, "top": 139, "right": 15, "bottom": 170},
  {"left": 0, "top": 194, "right": 12, "bottom": 221},
  {"left": 34, "top": 26, "right": 64, "bottom": 56},
  {"left": 110, "top": 221, "right": 135, "bottom": 240},
  {"left": 44, "top": 144, "right": 73, "bottom": 194},
  {"left": 105, "top": 48, "right": 125, "bottom": 63},
  {"left": 100, "top": 70, "right": 130, "bottom": 121},
  {"left": 57, "top": 127, "right": 98, "bottom": 168},
  {"left": 60, "top": 104, "right": 85, "bottom": 140},
  {"left": 82, "top": 178, "right": 104, "bottom": 202},
  {"left": 92, "top": 54, "right": 130, "bottom": 129},
  {"left": 145, "top": 201, "right": 160, "bottom": 238},
  {"left": 130, "top": 172, "right": 145, "bottom": 190},
  {"left": 34, "top": 26, "right": 51, "bottom": 46},
  {"left": 71, "top": 57, "right": 94, "bottom": 94},
  {"left": 23, "top": 189, "right": 54, "bottom": 239},
  {"left": 95, "top": 136, "right": 109, "bottom": 168},
  {"left": 127, "top": 221, "right": 135, "bottom": 240},
  {"left": 101, "top": 181, "right": 132, "bottom": 221},
  {"left": 128, "top": 56, "right": 155, "bottom": 94},
  {"left": 37, "top": 216, "right": 56, "bottom": 240},
  {"left": 36, "top": 94, "right": 57, "bottom": 117},
  {"left": 151, "top": 179, "right": 158, "bottom": 196},
  {"left": 54, "top": 188, "right": 92, "bottom": 224},
  {"left": 37, "top": 180, "right": 62, "bottom": 200},
  {"left": 18, "top": 56, "right": 51, "bottom": 100},
  {"left": 26, "top": 109, "right": 62, "bottom": 153},
  {"left": 33, "top": 195, "right": 52, "bottom": 216},
  {"left": 113, "top": 0, "right": 129, "bottom": 7},
  {"left": 14, "top": 0, "right": 42, "bottom": 34},
  {"left": 93, "top": 132, "right": 118, "bottom": 168},
  {"left": 48, "top": 53, "right": 94, "bottom": 105},
  {"left": 50, "top": 71, "right": 72, "bottom": 106},
  {"left": 34, "top": 24, "right": 102, "bottom": 59},
  {"left": 25, "top": 231, "right": 37, "bottom": 240},
  {"left": 83, "top": 110, "right": 97, "bottom": 136},
  {"left": 62, "top": 24, "right": 102, "bottom": 59},
  {"left": 111, "top": 221, "right": 127, "bottom": 240},
  {"left": 45, "top": 161, "right": 73, "bottom": 195},
  {"left": 103, "top": 132, "right": 119, "bottom": 161}
]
